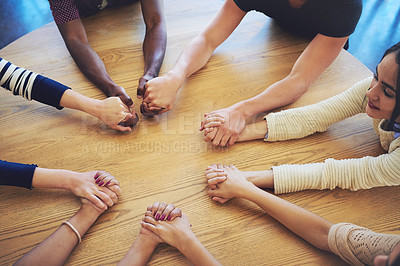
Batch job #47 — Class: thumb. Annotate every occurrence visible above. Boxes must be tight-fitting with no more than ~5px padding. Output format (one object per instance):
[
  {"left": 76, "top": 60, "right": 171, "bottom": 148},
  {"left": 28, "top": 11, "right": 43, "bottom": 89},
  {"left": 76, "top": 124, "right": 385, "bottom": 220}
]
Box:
[
  {"left": 137, "top": 79, "right": 147, "bottom": 99},
  {"left": 118, "top": 91, "right": 134, "bottom": 108}
]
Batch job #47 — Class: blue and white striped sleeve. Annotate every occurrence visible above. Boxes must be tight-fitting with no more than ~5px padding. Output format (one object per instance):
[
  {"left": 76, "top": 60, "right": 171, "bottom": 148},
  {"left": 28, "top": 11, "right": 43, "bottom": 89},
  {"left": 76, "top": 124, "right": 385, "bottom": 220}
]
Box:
[{"left": 0, "top": 57, "right": 70, "bottom": 109}]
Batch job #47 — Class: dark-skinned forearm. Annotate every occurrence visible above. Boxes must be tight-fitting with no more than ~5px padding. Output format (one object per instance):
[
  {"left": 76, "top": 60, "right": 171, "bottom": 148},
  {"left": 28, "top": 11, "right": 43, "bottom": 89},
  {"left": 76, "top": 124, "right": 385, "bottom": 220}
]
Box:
[
  {"left": 142, "top": 23, "right": 167, "bottom": 78},
  {"left": 65, "top": 39, "right": 117, "bottom": 95}
]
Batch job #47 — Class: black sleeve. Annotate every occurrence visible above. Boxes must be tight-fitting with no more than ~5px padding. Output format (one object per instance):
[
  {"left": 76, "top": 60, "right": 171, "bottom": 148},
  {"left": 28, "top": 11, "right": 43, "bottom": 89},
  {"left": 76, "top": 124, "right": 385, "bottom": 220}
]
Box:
[
  {"left": 0, "top": 160, "right": 37, "bottom": 189},
  {"left": 233, "top": 0, "right": 255, "bottom": 12},
  {"left": 319, "top": 0, "right": 362, "bottom": 37}
]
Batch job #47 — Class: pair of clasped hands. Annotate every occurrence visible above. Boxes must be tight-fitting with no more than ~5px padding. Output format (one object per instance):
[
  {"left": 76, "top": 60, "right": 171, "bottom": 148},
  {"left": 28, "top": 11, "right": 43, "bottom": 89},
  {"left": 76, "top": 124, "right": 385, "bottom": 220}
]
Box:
[
  {"left": 110, "top": 79, "right": 244, "bottom": 146},
  {"left": 102, "top": 81, "right": 167, "bottom": 132},
  {"left": 77, "top": 170, "right": 195, "bottom": 251}
]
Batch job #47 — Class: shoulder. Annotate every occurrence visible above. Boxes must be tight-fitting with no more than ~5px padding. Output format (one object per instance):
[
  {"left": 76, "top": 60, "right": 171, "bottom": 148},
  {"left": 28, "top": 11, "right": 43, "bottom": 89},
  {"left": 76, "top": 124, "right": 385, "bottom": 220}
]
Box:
[{"left": 48, "top": 0, "right": 80, "bottom": 25}]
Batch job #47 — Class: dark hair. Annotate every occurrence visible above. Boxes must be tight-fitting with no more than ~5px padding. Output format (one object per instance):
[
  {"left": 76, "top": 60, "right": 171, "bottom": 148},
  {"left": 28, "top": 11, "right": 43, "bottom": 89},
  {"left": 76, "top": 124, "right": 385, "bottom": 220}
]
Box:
[{"left": 381, "top": 42, "right": 400, "bottom": 129}]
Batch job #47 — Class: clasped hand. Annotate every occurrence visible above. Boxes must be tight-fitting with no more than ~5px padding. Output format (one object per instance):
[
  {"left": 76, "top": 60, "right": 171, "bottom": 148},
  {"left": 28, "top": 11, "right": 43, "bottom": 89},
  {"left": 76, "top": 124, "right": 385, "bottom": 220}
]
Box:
[
  {"left": 139, "top": 202, "right": 198, "bottom": 251},
  {"left": 205, "top": 164, "right": 252, "bottom": 203},
  {"left": 97, "top": 97, "right": 138, "bottom": 131},
  {"left": 70, "top": 170, "right": 122, "bottom": 210},
  {"left": 138, "top": 75, "right": 180, "bottom": 116},
  {"left": 200, "top": 105, "right": 246, "bottom": 146}
]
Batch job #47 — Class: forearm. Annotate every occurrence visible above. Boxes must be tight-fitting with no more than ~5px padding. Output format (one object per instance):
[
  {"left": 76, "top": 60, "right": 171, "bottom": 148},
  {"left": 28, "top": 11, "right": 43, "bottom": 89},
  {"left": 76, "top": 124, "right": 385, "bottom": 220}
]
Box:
[
  {"left": 167, "top": 35, "right": 215, "bottom": 87},
  {"left": 59, "top": 89, "right": 101, "bottom": 118},
  {"left": 244, "top": 169, "right": 274, "bottom": 188},
  {"left": 14, "top": 205, "right": 101, "bottom": 266},
  {"left": 65, "top": 40, "right": 117, "bottom": 94},
  {"left": 236, "top": 76, "right": 308, "bottom": 118},
  {"left": 237, "top": 120, "right": 268, "bottom": 142},
  {"left": 179, "top": 234, "right": 221, "bottom": 266},
  {"left": 31, "top": 167, "right": 80, "bottom": 191},
  {"left": 118, "top": 235, "right": 158, "bottom": 266},
  {"left": 142, "top": 23, "right": 167, "bottom": 78},
  {"left": 243, "top": 185, "right": 332, "bottom": 251}
]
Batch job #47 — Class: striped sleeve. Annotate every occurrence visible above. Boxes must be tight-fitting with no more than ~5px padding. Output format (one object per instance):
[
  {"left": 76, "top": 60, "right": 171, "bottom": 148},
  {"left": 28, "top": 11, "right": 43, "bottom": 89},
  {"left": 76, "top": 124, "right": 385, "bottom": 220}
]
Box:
[{"left": 0, "top": 57, "right": 70, "bottom": 109}]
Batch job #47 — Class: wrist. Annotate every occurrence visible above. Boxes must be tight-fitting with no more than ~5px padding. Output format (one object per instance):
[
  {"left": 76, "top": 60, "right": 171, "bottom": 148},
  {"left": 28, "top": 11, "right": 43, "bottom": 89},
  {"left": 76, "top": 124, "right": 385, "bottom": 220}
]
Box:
[
  {"left": 142, "top": 70, "right": 158, "bottom": 80},
  {"left": 137, "top": 233, "right": 159, "bottom": 250},
  {"left": 61, "top": 170, "right": 79, "bottom": 190},
  {"left": 166, "top": 70, "right": 185, "bottom": 91},
  {"left": 237, "top": 181, "right": 258, "bottom": 199},
  {"left": 233, "top": 100, "right": 256, "bottom": 119},
  {"left": 79, "top": 202, "right": 104, "bottom": 218},
  {"left": 176, "top": 231, "right": 198, "bottom": 253},
  {"left": 232, "top": 101, "right": 252, "bottom": 119},
  {"left": 102, "top": 83, "right": 119, "bottom": 97},
  {"left": 85, "top": 98, "right": 103, "bottom": 119},
  {"left": 245, "top": 170, "right": 274, "bottom": 188}
]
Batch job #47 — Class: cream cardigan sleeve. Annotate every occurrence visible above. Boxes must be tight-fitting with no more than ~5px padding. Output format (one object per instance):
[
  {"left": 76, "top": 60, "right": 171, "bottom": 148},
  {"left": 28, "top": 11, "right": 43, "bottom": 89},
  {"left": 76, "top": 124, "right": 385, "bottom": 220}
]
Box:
[
  {"left": 272, "top": 148, "right": 400, "bottom": 194},
  {"left": 264, "top": 77, "right": 372, "bottom": 142}
]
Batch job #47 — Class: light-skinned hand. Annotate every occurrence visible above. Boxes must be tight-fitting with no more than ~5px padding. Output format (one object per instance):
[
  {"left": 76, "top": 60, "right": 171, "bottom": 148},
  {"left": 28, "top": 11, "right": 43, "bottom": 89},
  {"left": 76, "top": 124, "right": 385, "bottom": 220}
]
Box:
[
  {"left": 69, "top": 171, "right": 121, "bottom": 210},
  {"left": 140, "top": 213, "right": 195, "bottom": 251},
  {"left": 147, "top": 202, "right": 182, "bottom": 221},
  {"left": 206, "top": 164, "right": 254, "bottom": 203},
  {"left": 141, "top": 75, "right": 180, "bottom": 114},
  {"left": 200, "top": 105, "right": 246, "bottom": 146},
  {"left": 97, "top": 97, "right": 137, "bottom": 131}
]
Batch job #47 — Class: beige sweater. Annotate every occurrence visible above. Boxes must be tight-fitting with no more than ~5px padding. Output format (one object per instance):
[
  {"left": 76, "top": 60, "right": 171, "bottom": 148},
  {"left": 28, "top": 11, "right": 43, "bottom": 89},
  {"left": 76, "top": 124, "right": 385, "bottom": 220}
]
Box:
[
  {"left": 264, "top": 77, "right": 400, "bottom": 194},
  {"left": 328, "top": 223, "right": 400, "bottom": 265}
]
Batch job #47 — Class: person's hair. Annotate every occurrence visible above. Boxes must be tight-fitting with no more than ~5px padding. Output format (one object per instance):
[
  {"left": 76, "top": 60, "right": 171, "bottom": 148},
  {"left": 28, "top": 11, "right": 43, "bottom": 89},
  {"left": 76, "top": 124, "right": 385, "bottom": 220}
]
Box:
[{"left": 381, "top": 42, "right": 400, "bottom": 128}]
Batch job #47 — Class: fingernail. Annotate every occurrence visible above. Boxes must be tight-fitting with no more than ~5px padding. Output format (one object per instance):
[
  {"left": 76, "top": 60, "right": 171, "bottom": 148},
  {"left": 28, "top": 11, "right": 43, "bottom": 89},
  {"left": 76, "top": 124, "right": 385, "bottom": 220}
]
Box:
[
  {"left": 167, "top": 216, "right": 171, "bottom": 221},
  {"left": 105, "top": 181, "right": 111, "bottom": 186},
  {"left": 98, "top": 181, "right": 104, "bottom": 186},
  {"left": 160, "top": 215, "right": 165, "bottom": 221},
  {"left": 154, "top": 211, "right": 157, "bottom": 216},
  {"left": 156, "top": 214, "right": 160, "bottom": 220},
  {"left": 94, "top": 173, "right": 99, "bottom": 179},
  {"left": 95, "top": 179, "right": 100, "bottom": 184}
]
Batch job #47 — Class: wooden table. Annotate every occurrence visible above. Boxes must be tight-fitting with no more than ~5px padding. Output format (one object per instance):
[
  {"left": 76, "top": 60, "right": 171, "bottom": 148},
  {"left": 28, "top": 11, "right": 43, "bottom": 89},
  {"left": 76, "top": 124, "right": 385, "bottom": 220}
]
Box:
[{"left": 1, "top": 0, "right": 399, "bottom": 265}]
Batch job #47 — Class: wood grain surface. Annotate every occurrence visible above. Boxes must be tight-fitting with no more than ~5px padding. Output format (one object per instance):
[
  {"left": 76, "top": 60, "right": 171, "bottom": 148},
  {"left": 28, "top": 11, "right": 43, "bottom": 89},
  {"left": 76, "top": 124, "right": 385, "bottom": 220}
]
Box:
[{"left": 0, "top": 0, "right": 398, "bottom": 265}]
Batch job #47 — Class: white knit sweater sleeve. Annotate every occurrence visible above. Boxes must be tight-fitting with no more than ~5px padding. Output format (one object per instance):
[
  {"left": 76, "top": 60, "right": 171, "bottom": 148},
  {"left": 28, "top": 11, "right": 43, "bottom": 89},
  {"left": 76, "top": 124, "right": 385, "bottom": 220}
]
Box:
[
  {"left": 328, "top": 223, "right": 400, "bottom": 265},
  {"left": 273, "top": 147, "right": 400, "bottom": 194},
  {"left": 264, "top": 77, "right": 372, "bottom": 142}
]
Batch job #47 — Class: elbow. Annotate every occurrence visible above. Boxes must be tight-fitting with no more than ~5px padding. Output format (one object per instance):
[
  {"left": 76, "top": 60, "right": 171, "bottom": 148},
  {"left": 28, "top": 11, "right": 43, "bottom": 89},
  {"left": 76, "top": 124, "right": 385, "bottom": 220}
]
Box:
[
  {"left": 311, "top": 223, "right": 332, "bottom": 252},
  {"left": 284, "top": 74, "right": 312, "bottom": 103},
  {"left": 145, "top": 15, "right": 166, "bottom": 33},
  {"left": 64, "top": 36, "right": 89, "bottom": 49}
]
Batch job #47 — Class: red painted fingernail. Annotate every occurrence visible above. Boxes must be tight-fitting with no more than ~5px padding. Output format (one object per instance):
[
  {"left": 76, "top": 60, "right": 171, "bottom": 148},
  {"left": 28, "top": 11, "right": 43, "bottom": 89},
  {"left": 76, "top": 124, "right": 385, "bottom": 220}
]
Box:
[
  {"left": 105, "top": 181, "right": 111, "bottom": 186},
  {"left": 167, "top": 216, "right": 171, "bottom": 221},
  {"left": 95, "top": 179, "right": 100, "bottom": 184},
  {"left": 156, "top": 214, "right": 160, "bottom": 220},
  {"left": 94, "top": 173, "right": 99, "bottom": 179},
  {"left": 154, "top": 211, "right": 157, "bottom": 216},
  {"left": 160, "top": 215, "right": 165, "bottom": 220},
  {"left": 98, "top": 181, "right": 104, "bottom": 186}
]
